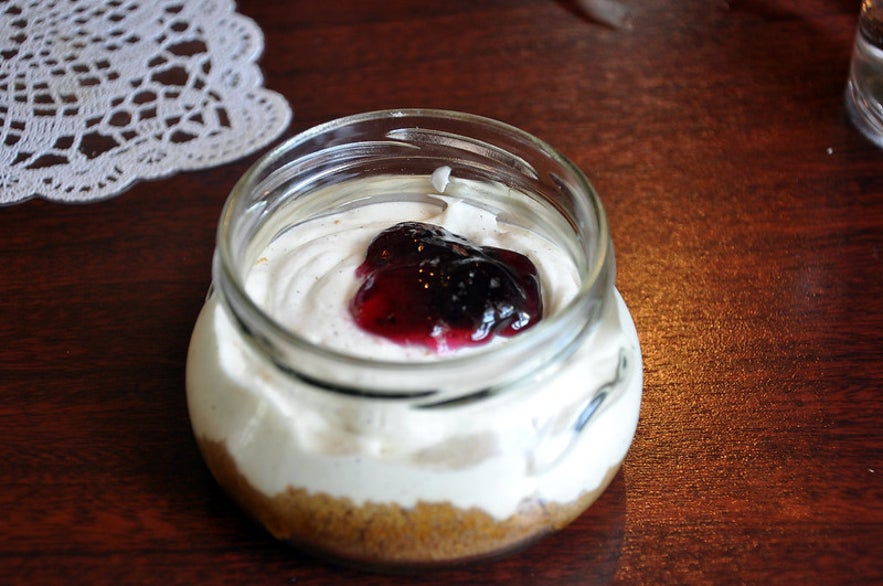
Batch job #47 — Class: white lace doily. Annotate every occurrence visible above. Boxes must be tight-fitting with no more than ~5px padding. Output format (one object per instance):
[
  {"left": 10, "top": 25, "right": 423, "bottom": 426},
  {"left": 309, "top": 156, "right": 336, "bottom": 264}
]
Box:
[{"left": 0, "top": 0, "right": 292, "bottom": 204}]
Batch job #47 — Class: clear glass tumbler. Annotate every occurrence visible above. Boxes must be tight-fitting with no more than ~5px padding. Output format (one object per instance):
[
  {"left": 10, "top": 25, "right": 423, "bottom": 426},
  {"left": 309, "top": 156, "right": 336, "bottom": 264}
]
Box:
[{"left": 846, "top": 0, "right": 883, "bottom": 147}]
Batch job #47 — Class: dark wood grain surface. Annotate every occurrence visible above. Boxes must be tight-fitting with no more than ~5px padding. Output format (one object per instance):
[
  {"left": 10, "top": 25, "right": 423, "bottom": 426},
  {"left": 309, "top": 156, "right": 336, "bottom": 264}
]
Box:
[{"left": 2, "top": 1, "right": 882, "bottom": 583}]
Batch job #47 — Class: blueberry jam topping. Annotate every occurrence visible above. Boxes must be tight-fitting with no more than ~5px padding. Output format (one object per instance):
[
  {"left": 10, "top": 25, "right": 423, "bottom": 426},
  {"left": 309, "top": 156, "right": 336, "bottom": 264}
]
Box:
[{"left": 350, "top": 221, "right": 543, "bottom": 352}]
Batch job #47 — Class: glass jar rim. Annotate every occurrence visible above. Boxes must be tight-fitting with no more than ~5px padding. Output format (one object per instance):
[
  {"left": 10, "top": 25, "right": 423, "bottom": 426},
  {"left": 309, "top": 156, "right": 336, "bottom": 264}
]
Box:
[{"left": 214, "top": 108, "right": 613, "bottom": 393}]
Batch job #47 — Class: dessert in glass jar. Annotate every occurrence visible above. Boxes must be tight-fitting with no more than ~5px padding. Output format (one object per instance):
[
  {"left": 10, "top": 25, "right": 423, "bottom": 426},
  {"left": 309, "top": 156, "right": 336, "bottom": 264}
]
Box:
[{"left": 186, "top": 109, "right": 642, "bottom": 569}]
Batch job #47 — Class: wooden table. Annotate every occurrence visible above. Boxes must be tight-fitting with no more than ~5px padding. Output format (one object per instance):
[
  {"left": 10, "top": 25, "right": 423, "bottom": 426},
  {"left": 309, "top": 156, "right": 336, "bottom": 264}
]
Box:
[{"left": 3, "top": 1, "right": 881, "bottom": 583}]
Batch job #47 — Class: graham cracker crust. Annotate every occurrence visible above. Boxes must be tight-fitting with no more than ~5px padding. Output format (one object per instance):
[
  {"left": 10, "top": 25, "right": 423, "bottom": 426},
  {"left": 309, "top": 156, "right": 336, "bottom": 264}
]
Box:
[{"left": 198, "top": 437, "right": 619, "bottom": 567}]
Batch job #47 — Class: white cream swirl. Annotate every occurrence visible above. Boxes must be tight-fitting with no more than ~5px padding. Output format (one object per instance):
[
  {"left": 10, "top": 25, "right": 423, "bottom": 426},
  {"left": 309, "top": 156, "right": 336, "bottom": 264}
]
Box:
[{"left": 244, "top": 175, "right": 580, "bottom": 360}]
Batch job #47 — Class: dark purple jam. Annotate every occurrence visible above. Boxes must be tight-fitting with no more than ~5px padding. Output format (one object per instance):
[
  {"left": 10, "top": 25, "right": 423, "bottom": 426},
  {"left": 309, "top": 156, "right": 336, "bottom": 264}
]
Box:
[{"left": 350, "top": 221, "right": 543, "bottom": 352}]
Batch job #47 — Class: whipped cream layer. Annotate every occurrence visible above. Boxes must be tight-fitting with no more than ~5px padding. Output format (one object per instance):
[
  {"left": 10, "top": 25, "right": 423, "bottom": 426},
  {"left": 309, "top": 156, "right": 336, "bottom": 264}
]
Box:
[
  {"left": 186, "top": 173, "right": 642, "bottom": 520},
  {"left": 244, "top": 174, "right": 580, "bottom": 361}
]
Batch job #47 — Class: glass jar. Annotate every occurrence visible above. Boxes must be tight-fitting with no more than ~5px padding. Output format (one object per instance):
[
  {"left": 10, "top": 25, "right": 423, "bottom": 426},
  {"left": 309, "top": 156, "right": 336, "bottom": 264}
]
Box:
[{"left": 186, "top": 109, "right": 642, "bottom": 569}]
